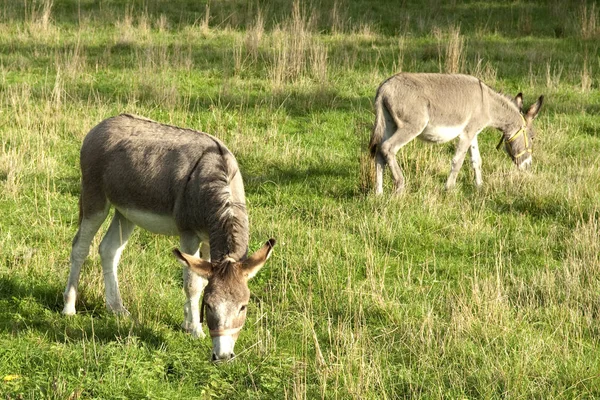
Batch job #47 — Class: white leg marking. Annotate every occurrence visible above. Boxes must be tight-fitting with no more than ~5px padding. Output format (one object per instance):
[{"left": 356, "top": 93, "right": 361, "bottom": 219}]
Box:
[
  {"left": 63, "top": 209, "right": 109, "bottom": 315},
  {"left": 375, "top": 153, "right": 385, "bottom": 195},
  {"left": 469, "top": 137, "right": 483, "bottom": 187},
  {"left": 181, "top": 234, "right": 207, "bottom": 338},
  {"left": 99, "top": 211, "right": 135, "bottom": 315}
]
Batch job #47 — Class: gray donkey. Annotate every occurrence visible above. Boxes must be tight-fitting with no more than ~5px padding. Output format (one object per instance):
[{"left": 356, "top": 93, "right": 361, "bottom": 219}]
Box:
[
  {"left": 62, "top": 114, "right": 275, "bottom": 361},
  {"left": 369, "top": 73, "right": 544, "bottom": 194}
]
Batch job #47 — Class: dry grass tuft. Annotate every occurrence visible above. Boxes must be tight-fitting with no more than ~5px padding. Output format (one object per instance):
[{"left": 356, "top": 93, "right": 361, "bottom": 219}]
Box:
[
  {"left": 309, "top": 41, "right": 328, "bottom": 84},
  {"left": 245, "top": 9, "right": 264, "bottom": 62},
  {"left": 27, "top": 0, "right": 54, "bottom": 33},
  {"left": 156, "top": 14, "right": 169, "bottom": 33},
  {"left": 579, "top": 2, "right": 599, "bottom": 39},
  {"left": 0, "top": 149, "right": 23, "bottom": 198},
  {"left": 115, "top": 7, "right": 151, "bottom": 44},
  {"left": 393, "top": 37, "right": 406, "bottom": 73},
  {"left": 435, "top": 25, "right": 465, "bottom": 74},
  {"left": 471, "top": 55, "right": 497, "bottom": 85},
  {"left": 330, "top": 0, "right": 348, "bottom": 34},
  {"left": 357, "top": 122, "right": 375, "bottom": 194},
  {"left": 545, "top": 60, "right": 564, "bottom": 88},
  {"left": 444, "top": 25, "right": 465, "bottom": 74},
  {"left": 200, "top": 3, "right": 211, "bottom": 35},
  {"left": 232, "top": 37, "right": 246, "bottom": 76},
  {"left": 581, "top": 51, "right": 593, "bottom": 92},
  {"left": 268, "top": 0, "right": 321, "bottom": 88},
  {"left": 59, "top": 37, "right": 86, "bottom": 78}
]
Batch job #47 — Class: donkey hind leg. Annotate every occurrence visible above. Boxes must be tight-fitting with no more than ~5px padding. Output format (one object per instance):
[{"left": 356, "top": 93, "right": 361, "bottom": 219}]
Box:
[
  {"left": 63, "top": 205, "right": 110, "bottom": 315},
  {"left": 98, "top": 210, "right": 135, "bottom": 314},
  {"left": 380, "top": 124, "right": 424, "bottom": 194},
  {"left": 445, "top": 130, "right": 481, "bottom": 190},
  {"left": 469, "top": 136, "right": 484, "bottom": 188},
  {"left": 181, "top": 233, "right": 207, "bottom": 338},
  {"left": 375, "top": 152, "right": 386, "bottom": 195}
]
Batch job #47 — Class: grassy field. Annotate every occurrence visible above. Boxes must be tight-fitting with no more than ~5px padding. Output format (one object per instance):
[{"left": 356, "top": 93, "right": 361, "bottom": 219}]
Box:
[{"left": 1, "top": 0, "right": 599, "bottom": 398}]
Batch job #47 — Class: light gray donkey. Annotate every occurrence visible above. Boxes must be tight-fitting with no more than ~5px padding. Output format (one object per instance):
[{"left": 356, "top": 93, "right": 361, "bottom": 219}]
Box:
[
  {"left": 62, "top": 114, "right": 275, "bottom": 361},
  {"left": 369, "top": 73, "right": 544, "bottom": 194}
]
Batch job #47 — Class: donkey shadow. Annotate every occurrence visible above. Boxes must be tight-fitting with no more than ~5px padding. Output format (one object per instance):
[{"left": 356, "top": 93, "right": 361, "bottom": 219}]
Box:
[
  {"left": 244, "top": 162, "right": 359, "bottom": 201},
  {"left": 0, "top": 275, "right": 168, "bottom": 348}
]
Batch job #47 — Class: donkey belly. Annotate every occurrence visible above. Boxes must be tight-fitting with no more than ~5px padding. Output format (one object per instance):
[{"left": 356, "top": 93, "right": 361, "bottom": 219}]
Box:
[
  {"left": 116, "top": 207, "right": 179, "bottom": 236},
  {"left": 419, "top": 124, "right": 466, "bottom": 143}
]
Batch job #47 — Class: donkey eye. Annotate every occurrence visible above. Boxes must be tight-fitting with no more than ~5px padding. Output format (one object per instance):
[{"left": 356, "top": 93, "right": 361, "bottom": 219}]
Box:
[{"left": 239, "top": 305, "right": 247, "bottom": 313}]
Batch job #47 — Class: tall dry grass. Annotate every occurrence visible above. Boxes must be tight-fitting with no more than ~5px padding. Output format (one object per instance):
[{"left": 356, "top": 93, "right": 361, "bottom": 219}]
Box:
[
  {"left": 471, "top": 55, "right": 497, "bottom": 85},
  {"left": 330, "top": 0, "right": 348, "bottom": 34},
  {"left": 115, "top": 7, "right": 151, "bottom": 45},
  {"left": 581, "top": 51, "right": 592, "bottom": 92},
  {"left": 545, "top": 60, "right": 564, "bottom": 88},
  {"left": 268, "top": 0, "right": 330, "bottom": 88},
  {"left": 579, "top": 2, "right": 599, "bottom": 39},
  {"left": 435, "top": 25, "right": 465, "bottom": 74},
  {"left": 245, "top": 9, "right": 265, "bottom": 62},
  {"left": 26, "top": 0, "right": 53, "bottom": 33}
]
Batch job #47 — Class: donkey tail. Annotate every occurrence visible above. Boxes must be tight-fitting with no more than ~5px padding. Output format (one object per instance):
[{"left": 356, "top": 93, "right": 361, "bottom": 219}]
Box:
[{"left": 369, "top": 93, "right": 386, "bottom": 158}]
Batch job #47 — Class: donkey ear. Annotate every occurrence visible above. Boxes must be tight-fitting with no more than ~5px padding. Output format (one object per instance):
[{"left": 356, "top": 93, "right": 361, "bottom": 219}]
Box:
[
  {"left": 515, "top": 93, "right": 524, "bottom": 111},
  {"left": 526, "top": 95, "right": 544, "bottom": 120},
  {"left": 241, "top": 239, "right": 276, "bottom": 279},
  {"left": 172, "top": 248, "right": 213, "bottom": 279}
]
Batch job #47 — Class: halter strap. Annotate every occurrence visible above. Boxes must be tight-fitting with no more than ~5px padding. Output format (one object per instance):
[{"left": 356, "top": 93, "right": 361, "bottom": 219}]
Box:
[
  {"left": 497, "top": 115, "right": 530, "bottom": 160},
  {"left": 209, "top": 327, "right": 242, "bottom": 338}
]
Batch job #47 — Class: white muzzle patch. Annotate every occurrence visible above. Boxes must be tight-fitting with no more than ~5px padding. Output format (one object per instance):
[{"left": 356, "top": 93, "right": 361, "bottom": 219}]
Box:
[
  {"left": 212, "top": 335, "right": 236, "bottom": 361},
  {"left": 518, "top": 156, "right": 532, "bottom": 170}
]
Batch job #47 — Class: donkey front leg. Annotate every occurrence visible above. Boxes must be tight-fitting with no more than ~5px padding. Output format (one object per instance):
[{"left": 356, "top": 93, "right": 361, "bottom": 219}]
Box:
[
  {"left": 446, "top": 132, "right": 479, "bottom": 190},
  {"left": 469, "top": 136, "right": 484, "bottom": 188},
  {"left": 98, "top": 211, "right": 135, "bottom": 315},
  {"left": 180, "top": 233, "right": 208, "bottom": 338},
  {"left": 63, "top": 208, "right": 109, "bottom": 315}
]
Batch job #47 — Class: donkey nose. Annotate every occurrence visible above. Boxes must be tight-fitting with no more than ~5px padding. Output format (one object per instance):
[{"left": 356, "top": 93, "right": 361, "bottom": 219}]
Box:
[
  {"left": 518, "top": 157, "right": 532, "bottom": 170},
  {"left": 212, "top": 352, "right": 235, "bottom": 362}
]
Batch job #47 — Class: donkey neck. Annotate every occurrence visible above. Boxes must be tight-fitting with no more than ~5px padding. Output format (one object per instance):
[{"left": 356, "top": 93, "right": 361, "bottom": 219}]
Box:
[
  {"left": 205, "top": 197, "right": 249, "bottom": 262},
  {"left": 486, "top": 88, "right": 524, "bottom": 137}
]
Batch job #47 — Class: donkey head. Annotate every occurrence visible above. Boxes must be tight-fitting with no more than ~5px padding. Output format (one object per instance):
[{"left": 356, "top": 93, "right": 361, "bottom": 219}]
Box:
[
  {"left": 502, "top": 93, "right": 544, "bottom": 170},
  {"left": 173, "top": 239, "right": 275, "bottom": 362}
]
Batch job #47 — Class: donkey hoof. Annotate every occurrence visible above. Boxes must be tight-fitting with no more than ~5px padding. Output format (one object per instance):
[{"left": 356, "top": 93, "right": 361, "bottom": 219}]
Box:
[
  {"left": 62, "top": 306, "right": 77, "bottom": 316},
  {"left": 107, "top": 304, "right": 130, "bottom": 316},
  {"left": 392, "top": 187, "right": 404, "bottom": 196},
  {"left": 191, "top": 326, "right": 206, "bottom": 339},
  {"left": 181, "top": 321, "right": 206, "bottom": 338}
]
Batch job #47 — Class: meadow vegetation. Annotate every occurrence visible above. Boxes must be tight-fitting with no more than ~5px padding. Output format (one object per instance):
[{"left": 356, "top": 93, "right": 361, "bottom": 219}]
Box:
[{"left": 1, "top": 0, "right": 599, "bottom": 398}]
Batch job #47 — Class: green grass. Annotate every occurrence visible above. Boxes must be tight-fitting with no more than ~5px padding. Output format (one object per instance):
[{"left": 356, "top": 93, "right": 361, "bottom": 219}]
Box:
[{"left": 1, "top": 0, "right": 600, "bottom": 398}]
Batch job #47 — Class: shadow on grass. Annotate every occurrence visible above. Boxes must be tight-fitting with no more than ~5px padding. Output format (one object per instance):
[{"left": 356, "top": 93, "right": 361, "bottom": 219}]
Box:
[
  {"left": 0, "top": 275, "right": 167, "bottom": 349},
  {"left": 487, "top": 192, "right": 593, "bottom": 228},
  {"left": 245, "top": 161, "right": 360, "bottom": 200}
]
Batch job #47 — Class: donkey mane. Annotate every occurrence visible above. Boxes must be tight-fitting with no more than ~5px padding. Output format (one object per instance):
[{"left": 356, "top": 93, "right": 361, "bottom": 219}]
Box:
[
  {"left": 191, "top": 139, "right": 249, "bottom": 262},
  {"left": 480, "top": 83, "right": 521, "bottom": 115},
  {"left": 211, "top": 259, "right": 244, "bottom": 280}
]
